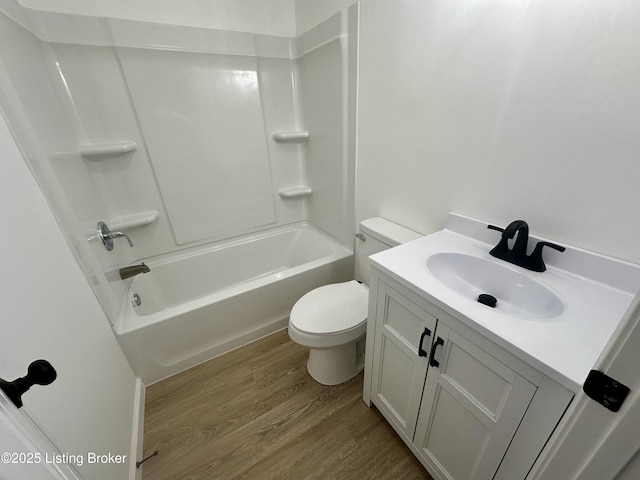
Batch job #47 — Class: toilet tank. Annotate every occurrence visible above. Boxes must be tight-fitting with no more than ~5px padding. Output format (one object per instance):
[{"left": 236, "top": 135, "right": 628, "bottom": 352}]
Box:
[{"left": 356, "top": 217, "right": 422, "bottom": 284}]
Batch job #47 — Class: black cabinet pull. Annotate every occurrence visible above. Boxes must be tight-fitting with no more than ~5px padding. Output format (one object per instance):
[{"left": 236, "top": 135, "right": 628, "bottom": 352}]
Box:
[
  {"left": 429, "top": 337, "right": 444, "bottom": 368},
  {"left": 0, "top": 360, "right": 57, "bottom": 408},
  {"left": 418, "top": 327, "right": 431, "bottom": 357}
]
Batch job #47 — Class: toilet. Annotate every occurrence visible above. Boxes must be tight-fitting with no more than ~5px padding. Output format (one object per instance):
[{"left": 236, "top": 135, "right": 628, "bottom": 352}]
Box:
[{"left": 288, "top": 217, "right": 422, "bottom": 385}]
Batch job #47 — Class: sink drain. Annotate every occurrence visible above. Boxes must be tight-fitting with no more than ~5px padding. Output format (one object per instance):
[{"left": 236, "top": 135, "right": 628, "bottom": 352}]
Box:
[{"left": 478, "top": 293, "right": 497, "bottom": 308}]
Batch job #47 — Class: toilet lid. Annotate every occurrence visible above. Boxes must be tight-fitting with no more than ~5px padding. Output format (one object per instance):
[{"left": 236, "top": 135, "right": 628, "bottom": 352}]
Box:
[{"left": 290, "top": 280, "right": 369, "bottom": 335}]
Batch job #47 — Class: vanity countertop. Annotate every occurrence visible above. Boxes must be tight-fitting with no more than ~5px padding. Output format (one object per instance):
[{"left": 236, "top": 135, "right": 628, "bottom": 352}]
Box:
[{"left": 369, "top": 213, "right": 640, "bottom": 392}]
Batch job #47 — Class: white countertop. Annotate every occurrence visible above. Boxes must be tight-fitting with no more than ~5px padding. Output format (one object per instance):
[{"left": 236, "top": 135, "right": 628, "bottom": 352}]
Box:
[{"left": 369, "top": 213, "right": 640, "bottom": 392}]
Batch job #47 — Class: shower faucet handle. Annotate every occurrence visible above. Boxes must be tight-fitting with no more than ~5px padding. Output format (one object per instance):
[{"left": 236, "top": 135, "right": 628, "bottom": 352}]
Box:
[
  {"left": 97, "top": 221, "right": 134, "bottom": 251},
  {"left": 109, "top": 230, "right": 134, "bottom": 247}
]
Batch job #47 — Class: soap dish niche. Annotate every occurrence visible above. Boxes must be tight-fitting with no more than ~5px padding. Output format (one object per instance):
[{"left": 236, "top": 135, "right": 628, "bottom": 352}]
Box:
[
  {"left": 272, "top": 131, "right": 309, "bottom": 143},
  {"left": 110, "top": 211, "right": 159, "bottom": 230},
  {"left": 278, "top": 186, "right": 312, "bottom": 198},
  {"left": 79, "top": 141, "right": 137, "bottom": 159}
]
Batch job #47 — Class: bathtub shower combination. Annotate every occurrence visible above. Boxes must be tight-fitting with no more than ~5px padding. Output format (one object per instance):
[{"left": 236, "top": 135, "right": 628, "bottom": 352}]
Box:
[
  {"left": 104, "top": 7, "right": 358, "bottom": 384},
  {"left": 116, "top": 224, "right": 352, "bottom": 383},
  {"left": 0, "top": 2, "right": 359, "bottom": 385}
]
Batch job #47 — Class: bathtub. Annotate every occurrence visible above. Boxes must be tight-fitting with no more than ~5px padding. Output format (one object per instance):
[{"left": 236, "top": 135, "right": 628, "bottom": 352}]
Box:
[{"left": 114, "top": 222, "right": 353, "bottom": 384}]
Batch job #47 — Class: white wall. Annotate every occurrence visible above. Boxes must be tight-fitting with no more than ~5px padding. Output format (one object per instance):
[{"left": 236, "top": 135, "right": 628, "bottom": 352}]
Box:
[
  {"left": 0, "top": 112, "right": 138, "bottom": 478},
  {"left": 18, "top": 0, "right": 297, "bottom": 37},
  {"left": 26, "top": 0, "right": 640, "bottom": 262},
  {"left": 355, "top": 0, "right": 640, "bottom": 264}
]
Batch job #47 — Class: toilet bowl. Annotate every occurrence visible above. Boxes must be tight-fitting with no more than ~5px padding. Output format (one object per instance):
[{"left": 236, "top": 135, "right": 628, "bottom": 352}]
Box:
[
  {"left": 289, "top": 280, "right": 369, "bottom": 385},
  {"left": 288, "top": 217, "right": 422, "bottom": 385}
]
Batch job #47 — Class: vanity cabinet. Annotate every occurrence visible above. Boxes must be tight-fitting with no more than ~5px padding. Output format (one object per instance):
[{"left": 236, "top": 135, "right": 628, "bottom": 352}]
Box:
[
  {"left": 413, "top": 320, "right": 535, "bottom": 480},
  {"left": 363, "top": 268, "right": 574, "bottom": 480},
  {"left": 368, "top": 280, "right": 437, "bottom": 441}
]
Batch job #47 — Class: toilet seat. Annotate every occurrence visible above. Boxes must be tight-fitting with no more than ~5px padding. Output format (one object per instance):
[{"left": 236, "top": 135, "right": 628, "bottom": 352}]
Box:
[{"left": 289, "top": 280, "right": 368, "bottom": 348}]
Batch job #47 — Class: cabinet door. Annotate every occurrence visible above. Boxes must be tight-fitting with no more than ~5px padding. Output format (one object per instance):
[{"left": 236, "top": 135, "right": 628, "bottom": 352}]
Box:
[
  {"left": 414, "top": 322, "right": 536, "bottom": 480},
  {"left": 370, "top": 281, "right": 437, "bottom": 442}
]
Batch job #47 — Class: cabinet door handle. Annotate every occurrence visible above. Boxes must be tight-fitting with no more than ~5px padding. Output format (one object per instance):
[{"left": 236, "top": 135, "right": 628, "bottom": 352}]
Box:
[
  {"left": 418, "top": 327, "right": 431, "bottom": 357},
  {"left": 429, "top": 337, "right": 444, "bottom": 367}
]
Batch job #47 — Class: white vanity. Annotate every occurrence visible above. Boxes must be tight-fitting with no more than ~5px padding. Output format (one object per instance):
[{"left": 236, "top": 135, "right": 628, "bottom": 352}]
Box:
[{"left": 363, "top": 213, "right": 640, "bottom": 480}]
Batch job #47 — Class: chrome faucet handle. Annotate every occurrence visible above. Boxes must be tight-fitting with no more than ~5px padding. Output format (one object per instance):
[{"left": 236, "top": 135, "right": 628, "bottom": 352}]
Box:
[
  {"left": 97, "top": 221, "right": 133, "bottom": 251},
  {"left": 109, "top": 230, "right": 134, "bottom": 247}
]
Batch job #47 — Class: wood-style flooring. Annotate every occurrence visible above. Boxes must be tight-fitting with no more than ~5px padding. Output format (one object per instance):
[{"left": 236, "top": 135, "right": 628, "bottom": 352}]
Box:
[{"left": 142, "top": 329, "right": 433, "bottom": 480}]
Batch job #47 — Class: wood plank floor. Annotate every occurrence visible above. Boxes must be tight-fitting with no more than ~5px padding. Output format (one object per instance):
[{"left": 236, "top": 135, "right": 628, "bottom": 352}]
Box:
[{"left": 142, "top": 329, "right": 433, "bottom": 480}]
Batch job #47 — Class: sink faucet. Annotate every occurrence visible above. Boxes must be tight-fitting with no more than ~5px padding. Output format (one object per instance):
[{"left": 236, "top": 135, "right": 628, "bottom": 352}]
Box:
[
  {"left": 488, "top": 220, "right": 565, "bottom": 272},
  {"left": 119, "top": 263, "right": 150, "bottom": 280},
  {"left": 488, "top": 220, "right": 529, "bottom": 259}
]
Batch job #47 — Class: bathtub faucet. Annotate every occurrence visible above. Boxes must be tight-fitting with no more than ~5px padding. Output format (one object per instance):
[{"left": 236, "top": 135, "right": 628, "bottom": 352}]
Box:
[{"left": 119, "top": 263, "right": 150, "bottom": 280}]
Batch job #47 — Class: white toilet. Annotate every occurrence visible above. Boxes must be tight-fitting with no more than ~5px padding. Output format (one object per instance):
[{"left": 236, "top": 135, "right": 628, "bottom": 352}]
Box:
[{"left": 288, "top": 217, "right": 422, "bottom": 385}]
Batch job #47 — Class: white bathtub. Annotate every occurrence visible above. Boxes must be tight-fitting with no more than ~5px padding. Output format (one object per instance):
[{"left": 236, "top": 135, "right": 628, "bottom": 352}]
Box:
[{"left": 114, "top": 222, "right": 353, "bottom": 384}]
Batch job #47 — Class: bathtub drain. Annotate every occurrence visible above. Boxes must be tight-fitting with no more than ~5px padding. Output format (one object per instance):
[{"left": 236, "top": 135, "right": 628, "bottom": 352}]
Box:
[{"left": 132, "top": 293, "right": 142, "bottom": 307}]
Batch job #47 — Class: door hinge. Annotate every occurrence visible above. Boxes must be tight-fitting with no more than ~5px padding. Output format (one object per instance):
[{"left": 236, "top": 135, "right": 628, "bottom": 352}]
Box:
[{"left": 583, "top": 370, "right": 630, "bottom": 412}]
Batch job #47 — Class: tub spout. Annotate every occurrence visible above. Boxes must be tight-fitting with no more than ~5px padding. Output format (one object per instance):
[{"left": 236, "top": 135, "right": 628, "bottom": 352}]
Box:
[{"left": 119, "top": 263, "right": 150, "bottom": 280}]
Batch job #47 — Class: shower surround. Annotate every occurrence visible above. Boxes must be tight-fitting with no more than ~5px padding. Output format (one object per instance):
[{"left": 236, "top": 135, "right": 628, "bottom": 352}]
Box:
[{"left": 0, "top": 0, "right": 358, "bottom": 382}]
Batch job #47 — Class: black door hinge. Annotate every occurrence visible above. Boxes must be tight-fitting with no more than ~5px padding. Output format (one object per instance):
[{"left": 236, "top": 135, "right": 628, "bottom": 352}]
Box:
[{"left": 583, "top": 370, "right": 630, "bottom": 412}]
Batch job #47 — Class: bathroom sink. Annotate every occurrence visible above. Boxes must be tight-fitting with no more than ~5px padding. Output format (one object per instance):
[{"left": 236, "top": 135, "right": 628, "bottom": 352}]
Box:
[
  {"left": 426, "top": 252, "right": 564, "bottom": 319},
  {"left": 369, "top": 213, "right": 640, "bottom": 391}
]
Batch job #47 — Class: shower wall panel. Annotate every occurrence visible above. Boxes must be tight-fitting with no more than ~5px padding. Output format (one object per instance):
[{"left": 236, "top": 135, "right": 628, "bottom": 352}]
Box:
[
  {"left": 296, "top": 5, "right": 358, "bottom": 245},
  {"left": 118, "top": 49, "right": 277, "bottom": 244},
  {"left": 298, "top": 38, "right": 345, "bottom": 241},
  {"left": 0, "top": 13, "right": 123, "bottom": 318}
]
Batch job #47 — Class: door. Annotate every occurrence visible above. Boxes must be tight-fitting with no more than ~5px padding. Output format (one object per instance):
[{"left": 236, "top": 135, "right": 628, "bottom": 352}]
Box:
[
  {"left": 530, "top": 293, "right": 640, "bottom": 480},
  {"left": 0, "top": 391, "right": 83, "bottom": 479},
  {"left": 414, "top": 321, "right": 536, "bottom": 480},
  {"left": 370, "top": 281, "right": 437, "bottom": 442}
]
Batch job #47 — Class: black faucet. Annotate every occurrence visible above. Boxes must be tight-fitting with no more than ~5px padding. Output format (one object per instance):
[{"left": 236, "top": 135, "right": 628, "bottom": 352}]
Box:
[
  {"left": 487, "top": 220, "right": 565, "bottom": 272},
  {"left": 488, "top": 220, "right": 529, "bottom": 260}
]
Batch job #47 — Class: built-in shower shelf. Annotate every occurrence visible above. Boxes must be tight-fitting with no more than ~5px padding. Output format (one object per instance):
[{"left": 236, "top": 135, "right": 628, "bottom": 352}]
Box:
[
  {"left": 278, "top": 186, "right": 312, "bottom": 198},
  {"left": 79, "top": 141, "right": 137, "bottom": 159},
  {"left": 271, "top": 131, "right": 309, "bottom": 143},
  {"left": 110, "top": 211, "right": 159, "bottom": 230}
]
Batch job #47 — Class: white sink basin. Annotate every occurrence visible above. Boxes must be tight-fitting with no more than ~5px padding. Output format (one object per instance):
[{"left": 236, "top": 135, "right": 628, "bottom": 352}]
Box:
[{"left": 426, "top": 252, "right": 564, "bottom": 319}]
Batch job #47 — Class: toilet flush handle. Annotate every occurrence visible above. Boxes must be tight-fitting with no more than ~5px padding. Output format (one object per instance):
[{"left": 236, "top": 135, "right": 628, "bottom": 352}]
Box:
[{"left": 355, "top": 233, "right": 366, "bottom": 241}]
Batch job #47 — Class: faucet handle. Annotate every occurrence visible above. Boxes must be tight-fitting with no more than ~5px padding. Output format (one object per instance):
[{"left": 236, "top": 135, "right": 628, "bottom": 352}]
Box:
[
  {"left": 488, "top": 224, "right": 509, "bottom": 256},
  {"left": 528, "top": 241, "right": 566, "bottom": 272},
  {"left": 109, "top": 230, "right": 134, "bottom": 247},
  {"left": 97, "top": 221, "right": 134, "bottom": 251}
]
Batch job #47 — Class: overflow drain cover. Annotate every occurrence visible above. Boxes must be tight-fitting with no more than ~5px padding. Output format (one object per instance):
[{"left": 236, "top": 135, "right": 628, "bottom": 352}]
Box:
[{"left": 132, "top": 293, "right": 142, "bottom": 307}]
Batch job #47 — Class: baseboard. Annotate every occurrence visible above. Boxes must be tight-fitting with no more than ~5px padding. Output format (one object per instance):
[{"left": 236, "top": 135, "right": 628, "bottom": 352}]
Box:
[{"left": 129, "top": 378, "right": 146, "bottom": 480}]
